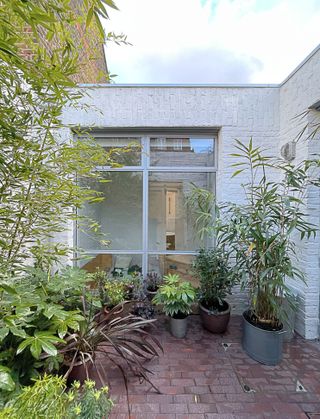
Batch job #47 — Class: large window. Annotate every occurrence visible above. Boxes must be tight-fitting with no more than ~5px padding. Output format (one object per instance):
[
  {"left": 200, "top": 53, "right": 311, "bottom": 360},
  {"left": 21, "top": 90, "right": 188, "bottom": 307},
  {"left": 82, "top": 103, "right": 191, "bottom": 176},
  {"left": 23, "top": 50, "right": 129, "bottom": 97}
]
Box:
[{"left": 77, "top": 134, "right": 216, "bottom": 283}]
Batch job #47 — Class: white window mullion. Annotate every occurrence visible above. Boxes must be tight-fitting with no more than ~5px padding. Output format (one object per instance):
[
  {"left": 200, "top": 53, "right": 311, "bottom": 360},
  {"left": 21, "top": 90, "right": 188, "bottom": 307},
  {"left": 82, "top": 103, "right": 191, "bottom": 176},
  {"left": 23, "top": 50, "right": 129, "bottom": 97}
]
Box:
[{"left": 142, "top": 136, "right": 149, "bottom": 277}]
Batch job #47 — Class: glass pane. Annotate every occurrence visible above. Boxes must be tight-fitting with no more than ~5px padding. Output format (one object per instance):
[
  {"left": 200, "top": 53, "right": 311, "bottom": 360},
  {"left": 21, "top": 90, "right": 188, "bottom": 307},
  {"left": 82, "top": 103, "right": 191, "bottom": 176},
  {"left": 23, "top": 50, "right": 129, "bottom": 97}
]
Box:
[
  {"left": 148, "top": 172, "right": 215, "bottom": 251},
  {"left": 79, "top": 253, "right": 142, "bottom": 277},
  {"left": 78, "top": 172, "right": 143, "bottom": 250},
  {"left": 96, "top": 137, "right": 141, "bottom": 166},
  {"left": 150, "top": 137, "right": 215, "bottom": 167},
  {"left": 148, "top": 254, "right": 198, "bottom": 287}
]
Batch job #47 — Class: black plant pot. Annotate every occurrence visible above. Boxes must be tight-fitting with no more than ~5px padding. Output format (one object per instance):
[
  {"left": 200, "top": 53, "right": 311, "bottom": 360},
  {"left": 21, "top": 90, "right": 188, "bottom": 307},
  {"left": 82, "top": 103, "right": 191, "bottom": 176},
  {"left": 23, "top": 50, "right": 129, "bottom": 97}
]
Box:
[
  {"left": 199, "top": 301, "right": 231, "bottom": 334},
  {"left": 146, "top": 289, "right": 157, "bottom": 302},
  {"left": 242, "top": 311, "right": 284, "bottom": 365}
]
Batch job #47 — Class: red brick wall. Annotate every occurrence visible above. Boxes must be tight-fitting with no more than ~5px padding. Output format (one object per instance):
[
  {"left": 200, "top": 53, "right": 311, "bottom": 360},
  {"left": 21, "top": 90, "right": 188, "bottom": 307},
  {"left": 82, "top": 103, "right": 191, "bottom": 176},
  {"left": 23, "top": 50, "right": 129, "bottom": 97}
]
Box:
[{"left": 19, "top": 0, "right": 108, "bottom": 84}]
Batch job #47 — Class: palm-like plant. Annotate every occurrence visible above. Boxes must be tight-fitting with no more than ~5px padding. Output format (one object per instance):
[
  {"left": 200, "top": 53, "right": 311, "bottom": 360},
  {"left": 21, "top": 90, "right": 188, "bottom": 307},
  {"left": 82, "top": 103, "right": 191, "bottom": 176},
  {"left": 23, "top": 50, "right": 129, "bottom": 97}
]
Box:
[{"left": 58, "top": 302, "right": 162, "bottom": 392}]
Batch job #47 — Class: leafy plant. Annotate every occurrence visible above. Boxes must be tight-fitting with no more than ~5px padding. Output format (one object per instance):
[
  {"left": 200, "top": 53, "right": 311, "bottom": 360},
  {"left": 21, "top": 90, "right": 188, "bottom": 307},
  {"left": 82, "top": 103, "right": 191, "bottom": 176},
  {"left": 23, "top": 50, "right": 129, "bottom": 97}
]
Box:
[
  {"left": 0, "top": 272, "right": 85, "bottom": 390},
  {"left": 219, "top": 139, "right": 320, "bottom": 328},
  {"left": 26, "top": 267, "right": 97, "bottom": 310},
  {"left": 130, "top": 275, "right": 147, "bottom": 301},
  {"left": 0, "top": 375, "right": 114, "bottom": 419},
  {"left": 59, "top": 305, "right": 162, "bottom": 392},
  {"left": 133, "top": 303, "right": 155, "bottom": 320},
  {"left": 186, "top": 183, "right": 218, "bottom": 242},
  {"left": 193, "top": 248, "right": 235, "bottom": 311},
  {"left": 104, "top": 280, "right": 128, "bottom": 308},
  {"left": 69, "top": 379, "right": 114, "bottom": 419},
  {"left": 94, "top": 274, "right": 143, "bottom": 308},
  {"left": 152, "top": 274, "right": 196, "bottom": 318},
  {"left": 0, "top": 366, "right": 15, "bottom": 393},
  {"left": 145, "top": 272, "right": 162, "bottom": 292},
  {"left": 0, "top": 0, "right": 129, "bottom": 276},
  {"left": 0, "top": 374, "right": 68, "bottom": 419}
]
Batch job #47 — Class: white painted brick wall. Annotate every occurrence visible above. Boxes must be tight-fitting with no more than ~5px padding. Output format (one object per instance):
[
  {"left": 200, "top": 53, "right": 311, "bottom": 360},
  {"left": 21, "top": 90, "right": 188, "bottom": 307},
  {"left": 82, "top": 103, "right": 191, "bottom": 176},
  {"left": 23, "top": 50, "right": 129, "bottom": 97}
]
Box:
[
  {"left": 61, "top": 46, "right": 320, "bottom": 338},
  {"left": 279, "top": 46, "right": 320, "bottom": 339}
]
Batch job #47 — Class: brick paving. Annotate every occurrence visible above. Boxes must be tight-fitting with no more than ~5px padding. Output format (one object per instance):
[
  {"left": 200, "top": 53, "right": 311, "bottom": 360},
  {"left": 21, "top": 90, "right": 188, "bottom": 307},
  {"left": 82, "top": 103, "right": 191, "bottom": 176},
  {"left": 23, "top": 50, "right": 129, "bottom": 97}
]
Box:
[{"left": 104, "top": 315, "right": 320, "bottom": 419}]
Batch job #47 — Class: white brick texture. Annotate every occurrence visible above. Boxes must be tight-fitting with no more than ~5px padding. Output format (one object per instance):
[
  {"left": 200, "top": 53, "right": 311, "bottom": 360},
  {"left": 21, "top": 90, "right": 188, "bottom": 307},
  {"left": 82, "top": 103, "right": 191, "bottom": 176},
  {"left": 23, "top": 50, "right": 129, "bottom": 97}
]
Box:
[{"left": 62, "top": 46, "right": 320, "bottom": 338}]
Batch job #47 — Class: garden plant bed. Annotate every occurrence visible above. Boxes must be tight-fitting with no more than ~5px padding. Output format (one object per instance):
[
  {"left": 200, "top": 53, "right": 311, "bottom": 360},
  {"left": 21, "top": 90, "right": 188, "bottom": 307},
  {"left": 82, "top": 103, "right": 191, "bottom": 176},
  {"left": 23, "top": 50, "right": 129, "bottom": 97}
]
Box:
[{"left": 104, "top": 315, "right": 320, "bottom": 419}]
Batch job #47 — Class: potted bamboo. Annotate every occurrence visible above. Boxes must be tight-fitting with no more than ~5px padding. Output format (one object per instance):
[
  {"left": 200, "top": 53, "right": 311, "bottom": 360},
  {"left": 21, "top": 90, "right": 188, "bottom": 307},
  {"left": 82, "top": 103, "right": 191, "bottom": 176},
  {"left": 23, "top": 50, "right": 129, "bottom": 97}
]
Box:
[
  {"left": 187, "top": 185, "right": 237, "bottom": 334},
  {"left": 152, "top": 274, "right": 196, "bottom": 338},
  {"left": 220, "top": 139, "right": 319, "bottom": 365}
]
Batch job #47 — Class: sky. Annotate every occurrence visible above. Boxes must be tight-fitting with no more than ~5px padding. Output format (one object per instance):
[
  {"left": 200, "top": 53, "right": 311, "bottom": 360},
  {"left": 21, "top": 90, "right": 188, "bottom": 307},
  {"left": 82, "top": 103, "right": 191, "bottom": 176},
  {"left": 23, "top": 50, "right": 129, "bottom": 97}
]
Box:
[{"left": 103, "top": 0, "right": 320, "bottom": 84}]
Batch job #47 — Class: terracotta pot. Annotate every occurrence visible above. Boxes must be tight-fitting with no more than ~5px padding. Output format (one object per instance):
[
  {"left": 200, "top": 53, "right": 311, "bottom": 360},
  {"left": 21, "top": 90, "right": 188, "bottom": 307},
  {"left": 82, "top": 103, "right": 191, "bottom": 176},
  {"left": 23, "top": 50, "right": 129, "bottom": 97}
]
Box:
[
  {"left": 100, "top": 301, "right": 135, "bottom": 323},
  {"left": 67, "top": 358, "right": 106, "bottom": 387},
  {"left": 199, "top": 301, "right": 231, "bottom": 334},
  {"left": 67, "top": 359, "right": 92, "bottom": 384}
]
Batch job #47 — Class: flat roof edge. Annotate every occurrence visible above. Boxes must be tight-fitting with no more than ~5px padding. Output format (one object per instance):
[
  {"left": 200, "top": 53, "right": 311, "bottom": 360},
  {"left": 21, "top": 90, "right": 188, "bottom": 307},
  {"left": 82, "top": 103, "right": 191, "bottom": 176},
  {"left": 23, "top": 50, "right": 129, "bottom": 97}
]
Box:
[
  {"left": 78, "top": 83, "right": 279, "bottom": 88},
  {"left": 280, "top": 43, "right": 320, "bottom": 86},
  {"left": 72, "top": 126, "right": 221, "bottom": 135}
]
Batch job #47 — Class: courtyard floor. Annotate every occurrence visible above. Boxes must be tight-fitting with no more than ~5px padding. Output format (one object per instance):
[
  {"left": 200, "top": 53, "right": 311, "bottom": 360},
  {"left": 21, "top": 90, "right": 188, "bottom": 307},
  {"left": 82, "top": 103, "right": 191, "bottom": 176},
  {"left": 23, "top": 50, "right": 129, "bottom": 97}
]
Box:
[{"left": 107, "top": 315, "right": 320, "bottom": 419}]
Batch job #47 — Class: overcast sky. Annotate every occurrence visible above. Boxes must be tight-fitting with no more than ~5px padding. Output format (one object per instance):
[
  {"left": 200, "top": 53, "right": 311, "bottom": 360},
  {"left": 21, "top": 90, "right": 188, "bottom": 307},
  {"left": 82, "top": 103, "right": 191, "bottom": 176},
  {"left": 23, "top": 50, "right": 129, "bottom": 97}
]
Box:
[{"left": 104, "top": 0, "right": 320, "bottom": 84}]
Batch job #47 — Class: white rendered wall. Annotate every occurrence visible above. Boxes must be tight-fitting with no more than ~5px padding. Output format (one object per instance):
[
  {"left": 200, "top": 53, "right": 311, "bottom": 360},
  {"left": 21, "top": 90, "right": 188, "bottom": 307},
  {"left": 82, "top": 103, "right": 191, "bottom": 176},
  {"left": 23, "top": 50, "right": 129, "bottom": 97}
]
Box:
[{"left": 62, "top": 46, "right": 320, "bottom": 338}]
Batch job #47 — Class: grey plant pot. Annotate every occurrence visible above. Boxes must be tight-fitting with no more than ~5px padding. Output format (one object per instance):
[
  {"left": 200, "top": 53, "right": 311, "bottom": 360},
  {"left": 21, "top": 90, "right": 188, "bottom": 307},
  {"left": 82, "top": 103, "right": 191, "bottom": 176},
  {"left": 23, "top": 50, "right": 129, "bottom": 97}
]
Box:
[
  {"left": 282, "top": 298, "right": 296, "bottom": 342},
  {"left": 242, "top": 311, "right": 284, "bottom": 365},
  {"left": 170, "top": 316, "right": 188, "bottom": 338}
]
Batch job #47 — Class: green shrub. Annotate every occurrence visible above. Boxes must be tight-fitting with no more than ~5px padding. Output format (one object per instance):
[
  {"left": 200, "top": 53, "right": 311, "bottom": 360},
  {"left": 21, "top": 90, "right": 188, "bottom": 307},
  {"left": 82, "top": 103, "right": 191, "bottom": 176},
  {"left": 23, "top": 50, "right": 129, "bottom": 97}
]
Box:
[
  {"left": 0, "top": 269, "right": 89, "bottom": 390},
  {"left": 153, "top": 274, "right": 196, "bottom": 317},
  {"left": 0, "top": 375, "right": 114, "bottom": 419},
  {"left": 193, "top": 248, "right": 235, "bottom": 311}
]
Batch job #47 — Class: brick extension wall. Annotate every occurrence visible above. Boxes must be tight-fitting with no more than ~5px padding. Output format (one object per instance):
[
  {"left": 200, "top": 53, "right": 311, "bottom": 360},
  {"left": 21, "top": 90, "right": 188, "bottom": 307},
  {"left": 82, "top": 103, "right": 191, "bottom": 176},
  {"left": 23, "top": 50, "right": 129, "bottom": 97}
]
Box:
[{"left": 62, "top": 46, "right": 320, "bottom": 339}]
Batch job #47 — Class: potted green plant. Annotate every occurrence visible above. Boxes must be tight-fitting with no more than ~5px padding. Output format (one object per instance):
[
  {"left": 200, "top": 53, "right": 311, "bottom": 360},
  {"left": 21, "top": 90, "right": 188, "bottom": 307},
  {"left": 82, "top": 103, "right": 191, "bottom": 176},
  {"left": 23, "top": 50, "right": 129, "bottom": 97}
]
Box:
[
  {"left": 220, "top": 139, "right": 320, "bottom": 365},
  {"left": 193, "top": 247, "right": 235, "bottom": 333},
  {"left": 152, "top": 274, "right": 196, "bottom": 338},
  {"left": 187, "top": 185, "right": 237, "bottom": 334},
  {"left": 91, "top": 271, "right": 135, "bottom": 321}
]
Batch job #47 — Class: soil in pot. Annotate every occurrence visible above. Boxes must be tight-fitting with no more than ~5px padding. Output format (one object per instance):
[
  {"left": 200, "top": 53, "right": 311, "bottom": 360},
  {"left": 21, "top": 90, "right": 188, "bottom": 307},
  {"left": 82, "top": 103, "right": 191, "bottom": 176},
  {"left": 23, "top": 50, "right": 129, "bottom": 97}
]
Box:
[
  {"left": 199, "top": 300, "right": 231, "bottom": 334},
  {"left": 242, "top": 310, "right": 284, "bottom": 365},
  {"left": 243, "top": 310, "right": 283, "bottom": 331},
  {"left": 170, "top": 313, "right": 188, "bottom": 338}
]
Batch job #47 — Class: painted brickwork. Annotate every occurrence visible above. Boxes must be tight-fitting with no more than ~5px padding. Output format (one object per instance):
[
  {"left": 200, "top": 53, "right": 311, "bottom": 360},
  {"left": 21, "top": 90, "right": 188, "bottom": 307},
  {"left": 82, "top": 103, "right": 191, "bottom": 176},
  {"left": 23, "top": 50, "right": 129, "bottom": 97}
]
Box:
[
  {"left": 279, "top": 48, "right": 320, "bottom": 339},
  {"left": 62, "top": 46, "right": 320, "bottom": 338}
]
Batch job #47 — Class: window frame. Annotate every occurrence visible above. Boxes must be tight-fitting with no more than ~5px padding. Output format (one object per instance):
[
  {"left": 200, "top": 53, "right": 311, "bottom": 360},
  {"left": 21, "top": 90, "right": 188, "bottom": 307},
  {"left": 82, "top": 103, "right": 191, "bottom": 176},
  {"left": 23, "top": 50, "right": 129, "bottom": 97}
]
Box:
[{"left": 75, "top": 132, "right": 217, "bottom": 277}]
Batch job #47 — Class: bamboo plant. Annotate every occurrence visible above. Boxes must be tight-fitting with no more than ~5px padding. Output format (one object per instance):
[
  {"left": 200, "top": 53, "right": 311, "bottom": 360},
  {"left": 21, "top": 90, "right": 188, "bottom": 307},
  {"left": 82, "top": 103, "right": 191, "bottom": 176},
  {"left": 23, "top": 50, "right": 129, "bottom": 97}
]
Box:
[{"left": 219, "top": 139, "right": 320, "bottom": 328}]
